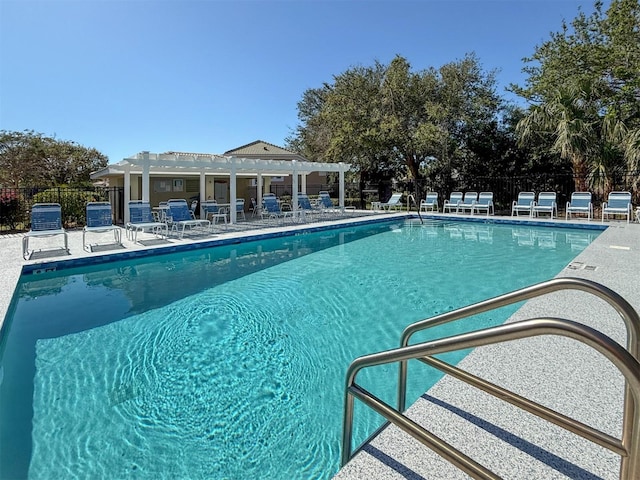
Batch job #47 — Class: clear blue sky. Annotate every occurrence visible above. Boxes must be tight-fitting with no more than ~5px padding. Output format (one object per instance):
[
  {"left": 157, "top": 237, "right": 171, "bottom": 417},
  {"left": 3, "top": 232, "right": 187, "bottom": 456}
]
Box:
[{"left": 1, "top": 0, "right": 604, "bottom": 163}]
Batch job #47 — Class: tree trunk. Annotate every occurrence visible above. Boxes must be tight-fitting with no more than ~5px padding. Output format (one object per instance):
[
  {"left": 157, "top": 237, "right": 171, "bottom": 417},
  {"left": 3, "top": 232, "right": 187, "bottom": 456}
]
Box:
[{"left": 572, "top": 157, "right": 588, "bottom": 192}]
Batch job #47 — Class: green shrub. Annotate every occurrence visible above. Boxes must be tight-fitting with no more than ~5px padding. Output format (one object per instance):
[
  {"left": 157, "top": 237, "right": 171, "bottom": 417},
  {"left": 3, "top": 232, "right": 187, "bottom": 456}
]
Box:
[
  {"left": 32, "top": 189, "right": 104, "bottom": 227},
  {"left": 0, "top": 190, "right": 23, "bottom": 230}
]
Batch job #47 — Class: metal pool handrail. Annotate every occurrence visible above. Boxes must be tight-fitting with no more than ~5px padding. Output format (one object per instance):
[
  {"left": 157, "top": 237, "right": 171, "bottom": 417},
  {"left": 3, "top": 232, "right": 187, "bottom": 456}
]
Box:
[
  {"left": 406, "top": 194, "right": 423, "bottom": 224},
  {"left": 341, "top": 278, "right": 640, "bottom": 478},
  {"left": 342, "top": 317, "right": 640, "bottom": 479},
  {"left": 398, "top": 277, "right": 640, "bottom": 468}
]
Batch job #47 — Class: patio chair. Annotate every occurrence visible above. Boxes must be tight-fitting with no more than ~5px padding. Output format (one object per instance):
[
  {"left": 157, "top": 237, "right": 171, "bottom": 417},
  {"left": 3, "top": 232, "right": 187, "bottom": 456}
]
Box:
[
  {"left": 419, "top": 192, "right": 438, "bottom": 213},
  {"left": 83, "top": 202, "right": 122, "bottom": 251},
  {"left": 235, "top": 198, "right": 246, "bottom": 221},
  {"left": 261, "top": 195, "right": 293, "bottom": 223},
  {"left": 379, "top": 193, "right": 403, "bottom": 211},
  {"left": 471, "top": 192, "right": 494, "bottom": 216},
  {"left": 442, "top": 192, "right": 463, "bottom": 214},
  {"left": 202, "top": 200, "right": 228, "bottom": 228},
  {"left": 456, "top": 192, "right": 478, "bottom": 214},
  {"left": 511, "top": 192, "right": 535, "bottom": 217},
  {"left": 249, "top": 197, "right": 261, "bottom": 218},
  {"left": 127, "top": 201, "right": 168, "bottom": 243},
  {"left": 296, "top": 193, "right": 321, "bottom": 222},
  {"left": 602, "top": 191, "right": 632, "bottom": 223},
  {"left": 166, "top": 199, "right": 211, "bottom": 238},
  {"left": 565, "top": 192, "right": 593, "bottom": 221},
  {"left": 22, "top": 203, "right": 69, "bottom": 259},
  {"left": 318, "top": 192, "right": 343, "bottom": 216},
  {"left": 153, "top": 201, "right": 169, "bottom": 222},
  {"left": 532, "top": 192, "right": 558, "bottom": 219},
  {"left": 189, "top": 200, "right": 199, "bottom": 219}
]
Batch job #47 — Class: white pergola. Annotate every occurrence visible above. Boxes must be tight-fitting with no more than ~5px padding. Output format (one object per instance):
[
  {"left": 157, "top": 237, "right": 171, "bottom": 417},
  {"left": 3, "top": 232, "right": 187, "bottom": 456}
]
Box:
[{"left": 93, "top": 151, "right": 352, "bottom": 224}]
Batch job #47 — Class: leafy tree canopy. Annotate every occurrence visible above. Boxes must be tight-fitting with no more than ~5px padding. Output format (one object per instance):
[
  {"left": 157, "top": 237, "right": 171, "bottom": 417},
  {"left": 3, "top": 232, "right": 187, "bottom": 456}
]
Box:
[
  {"left": 0, "top": 130, "right": 108, "bottom": 187},
  {"left": 513, "top": 0, "right": 640, "bottom": 191},
  {"left": 287, "top": 54, "right": 508, "bottom": 197}
]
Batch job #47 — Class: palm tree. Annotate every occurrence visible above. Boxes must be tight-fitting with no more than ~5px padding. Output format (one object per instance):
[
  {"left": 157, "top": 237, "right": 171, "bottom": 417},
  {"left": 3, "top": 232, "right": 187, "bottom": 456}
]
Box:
[{"left": 516, "top": 79, "right": 633, "bottom": 196}]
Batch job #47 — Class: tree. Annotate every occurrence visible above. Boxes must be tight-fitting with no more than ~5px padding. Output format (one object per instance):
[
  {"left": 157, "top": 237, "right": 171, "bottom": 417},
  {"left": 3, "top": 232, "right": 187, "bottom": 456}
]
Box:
[
  {"left": 288, "top": 54, "right": 505, "bottom": 202},
  {"left": 0, "top": 130, "right": 108, "bottom": 187},
  {"left": 513, "top": 0, "right": 640, "bottom": 193}
]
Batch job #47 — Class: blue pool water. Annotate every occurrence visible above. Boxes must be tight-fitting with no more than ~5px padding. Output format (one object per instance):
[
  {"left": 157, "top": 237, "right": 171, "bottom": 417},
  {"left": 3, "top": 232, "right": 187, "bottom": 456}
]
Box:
[{"left": 0, "top": 219, "right": 601, "bottom": 479}]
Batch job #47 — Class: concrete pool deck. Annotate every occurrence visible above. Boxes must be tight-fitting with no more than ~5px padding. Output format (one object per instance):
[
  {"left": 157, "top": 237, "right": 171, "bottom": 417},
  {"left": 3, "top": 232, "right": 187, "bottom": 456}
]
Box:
[{"left": 0, "top": 212, "right": 638, "bottom": 479}]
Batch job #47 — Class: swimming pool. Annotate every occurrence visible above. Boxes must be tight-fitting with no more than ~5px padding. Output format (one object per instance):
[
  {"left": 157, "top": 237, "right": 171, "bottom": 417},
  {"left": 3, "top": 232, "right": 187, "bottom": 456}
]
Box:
[{"left": 0, "top": 219, "right": 602, "bottom": 479}]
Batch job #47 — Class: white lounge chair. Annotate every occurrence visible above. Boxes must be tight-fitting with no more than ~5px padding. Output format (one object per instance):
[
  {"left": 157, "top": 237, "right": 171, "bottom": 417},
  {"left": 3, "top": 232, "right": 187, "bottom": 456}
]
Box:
[
  {"left": 443, "top": 192, "right": 463, "bottom": 214},
  {"left": 83, "top": 202, "right": 122, "bottom": 251},
  {"left": 533, "top": 192, "right": 558, "bottom": 219},
  {"left": 472, "top": 192, "right": 494, "bottom": 216},
  {"left": 166, "top": 199, "right": 211, "bottom": 238},
  {"left": 565, "top": 192, "right": 593, "bottom": 221},
  {"left": 22, "top": 203, "right": 69, "bottom": 259},
  {"left": 602, "top": 191, "right": 632, "bottom": 223},
  {"left": 456, "top": 192, "right": 478, "bottom": 214},
  {"left": 127, "top": 201, "right": 168, "bottom": 243},
  {"left": 511, "top": 192, "right": 535, "bottom": 217},
  {"left": 419, "top": 192, "right": 438, "bottom": 213}
]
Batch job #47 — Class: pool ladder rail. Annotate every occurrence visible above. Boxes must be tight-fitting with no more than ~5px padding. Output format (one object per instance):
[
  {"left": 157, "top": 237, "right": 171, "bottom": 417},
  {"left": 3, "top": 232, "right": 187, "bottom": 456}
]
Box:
[
  {"left": 341, "top": 277, "right": 640, "bottom": 479},
  {"left": 406, "top": 194, "right": 423, "bottom": 224}
]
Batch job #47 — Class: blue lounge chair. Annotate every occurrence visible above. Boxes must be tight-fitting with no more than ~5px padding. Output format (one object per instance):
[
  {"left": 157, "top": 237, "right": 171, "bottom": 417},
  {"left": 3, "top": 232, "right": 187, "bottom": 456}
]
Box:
[
  {"left": 261, "top": 195, "right": 293, "bottom": 223},
  {"left": 22, "top": 203, "right": 69, "bottom": 259},
  {"left": 166, "top": 199, "right": 211, "bottom": 238},
  {"left": 297, "top": 193, "right": 321, "bottom": 222},
  {"left": 472, "top": 192, "right": 494, "bottom": 216},
  {"left": 511, "top": 192, "right": 535, "bottom": 217},
  {"left": 317, "top": 192, "right": 343, "bottom": 216},
  {"left": 565, "top": 192, "right": 593, "bottom": 221},
  {"left": 83, "top": 202, "right": 122, "bottom": 251},
  {"left": 602, "top": 191, "right": 632, "bottom": 223},
  {"left": 126, "top": 201, "right": 168, "bottom": 243},
  {"left": 533, "top": 192, "right": 558, "bottom": 219},
  {"left": 456, "top": 192, "right": 478, "bottom": 214},
  {"left": 419, "top": 192, "right": 438, "bottom": 213},
  {"left": 443, "top": 192, "right": 463, "bottom": 214}
]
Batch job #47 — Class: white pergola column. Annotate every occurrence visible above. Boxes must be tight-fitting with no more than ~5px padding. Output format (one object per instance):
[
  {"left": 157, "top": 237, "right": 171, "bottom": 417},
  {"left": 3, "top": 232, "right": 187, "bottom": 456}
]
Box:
[
  {"left": 230, "top": 159, "right": 237, "bottom": 224},
  {"left": 339, "top": 162, "right": 346, "bottom": 208},
  {"left": 199, "top": 169, "right": 206, "bottom": 218},
  {"left": 124, "top": 165, "right": 131, "bottom": 224},
  {"left": 141, "top": 151, "right": 150, "bottom": 202},
  {"left": 292, "top": 160, "right": 298, "bottom": 215},
  {"left": 257, "top": 173, "right": 263, "bottom": 207}
]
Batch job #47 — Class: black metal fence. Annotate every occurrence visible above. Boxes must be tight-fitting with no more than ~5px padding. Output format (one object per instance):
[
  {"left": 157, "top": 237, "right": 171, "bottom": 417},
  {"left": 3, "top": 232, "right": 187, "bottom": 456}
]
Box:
[
  {"left": 358, "top": 172, "right": 640, "bottom": 214},
  {"left": 2, "top": 174, "right": 638, "bottom": 232},
  {"left": 0, "top": 186, "right": 124, "bottom": 232}
]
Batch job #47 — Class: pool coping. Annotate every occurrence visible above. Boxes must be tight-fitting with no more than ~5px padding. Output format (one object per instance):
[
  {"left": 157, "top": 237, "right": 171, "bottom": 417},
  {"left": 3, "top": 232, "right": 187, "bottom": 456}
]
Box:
[{"left": 0, "top": 212, "right": 637, "bottom": 479}]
